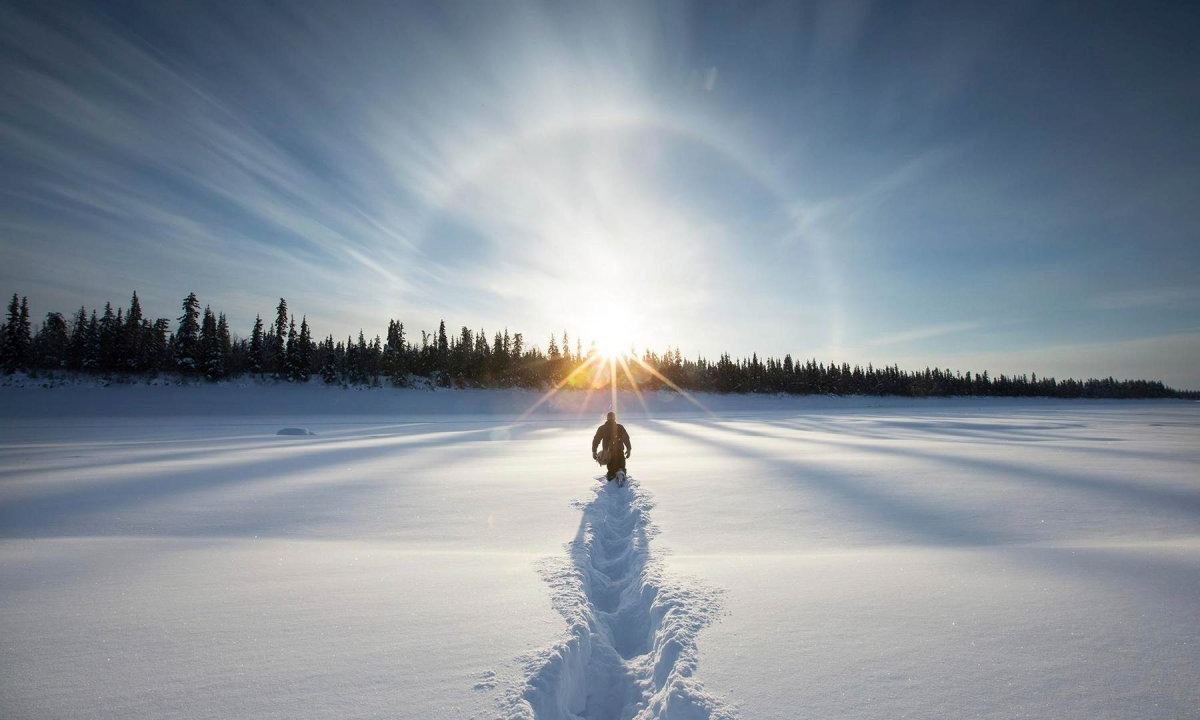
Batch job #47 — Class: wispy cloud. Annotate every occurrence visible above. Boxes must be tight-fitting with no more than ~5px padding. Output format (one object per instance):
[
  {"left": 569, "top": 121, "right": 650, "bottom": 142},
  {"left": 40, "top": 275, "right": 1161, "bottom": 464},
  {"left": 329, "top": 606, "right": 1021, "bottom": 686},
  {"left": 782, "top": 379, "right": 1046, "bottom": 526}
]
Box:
[
  {"left": 0, "top": 3, "right": 468, "bottom": 330},
  {"left": 866, "top": 321, "right": 982, "bottom": 348},
  {"left": 2, "top": 2, "right": 722, "bottom": 343},
  {"left": 1087, "top": 286, "right": 1200, "bottom": 311},
  {"left": 2, "top": 1, "right": 1198, "bottom": 379}
]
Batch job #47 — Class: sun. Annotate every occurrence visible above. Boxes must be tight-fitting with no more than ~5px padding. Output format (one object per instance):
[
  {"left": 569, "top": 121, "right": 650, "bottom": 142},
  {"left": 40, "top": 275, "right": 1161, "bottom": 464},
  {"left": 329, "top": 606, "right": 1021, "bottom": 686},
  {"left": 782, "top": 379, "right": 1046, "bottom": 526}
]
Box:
[
  {"left": 587, "top": 313, "right": 628, "bottom": 361},
  {"left": 594, "top": 334, "right": 626, "bottom": 361},
  {"left": 516, "top": 292, "right": 711, "bottom": 420}
]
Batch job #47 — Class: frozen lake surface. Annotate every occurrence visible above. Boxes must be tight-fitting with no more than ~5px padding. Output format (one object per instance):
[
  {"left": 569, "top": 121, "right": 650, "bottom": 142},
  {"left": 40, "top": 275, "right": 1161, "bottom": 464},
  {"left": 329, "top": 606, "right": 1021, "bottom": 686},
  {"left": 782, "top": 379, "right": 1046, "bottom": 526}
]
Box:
[{"left": 1, "top": 385, "right": 1198, "bottom": 719}]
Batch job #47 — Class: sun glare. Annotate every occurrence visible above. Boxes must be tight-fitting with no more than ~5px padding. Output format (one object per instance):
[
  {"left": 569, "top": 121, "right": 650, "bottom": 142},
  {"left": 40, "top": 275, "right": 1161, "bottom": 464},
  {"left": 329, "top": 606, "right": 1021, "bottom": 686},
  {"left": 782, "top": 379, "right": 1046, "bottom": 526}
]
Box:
[
  {"left": 515, "top": 296, "right": 711, "bottom": 422},
  {"left": 587, "top": 314, "right": 628, "bottom": 361},
  {"left": 595, "top": 335, "right": 626, "bottom": 360}
]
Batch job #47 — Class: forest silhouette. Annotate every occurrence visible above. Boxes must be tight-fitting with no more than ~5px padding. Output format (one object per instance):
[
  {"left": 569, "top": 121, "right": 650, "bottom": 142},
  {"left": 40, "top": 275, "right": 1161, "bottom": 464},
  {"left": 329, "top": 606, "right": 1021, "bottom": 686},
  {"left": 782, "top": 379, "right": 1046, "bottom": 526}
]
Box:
[{"left": 3, "top": 291, "right": 1193, "bottom": 399}]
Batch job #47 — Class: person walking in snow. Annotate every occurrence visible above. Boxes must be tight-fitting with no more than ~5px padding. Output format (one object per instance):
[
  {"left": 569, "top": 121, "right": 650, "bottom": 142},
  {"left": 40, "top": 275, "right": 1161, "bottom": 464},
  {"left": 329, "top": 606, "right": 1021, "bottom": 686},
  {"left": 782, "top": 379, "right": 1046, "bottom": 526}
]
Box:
[{"left": 592, "top": 411, "right": 631, "bottom": 484}]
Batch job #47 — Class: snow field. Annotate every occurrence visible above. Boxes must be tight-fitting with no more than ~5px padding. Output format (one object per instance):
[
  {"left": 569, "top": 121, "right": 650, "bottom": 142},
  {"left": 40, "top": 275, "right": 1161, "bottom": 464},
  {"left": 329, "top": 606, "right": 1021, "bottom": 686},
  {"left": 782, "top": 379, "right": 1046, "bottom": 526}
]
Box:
[
  {"left": 632, "top": 408, "right": 1200, "bottom": 719},
  {"left": 1, "top": 385, "right": 1198, "bottom": 719},
  {"left": 1, "top": 537, "right": 551, "bottom": 720}
]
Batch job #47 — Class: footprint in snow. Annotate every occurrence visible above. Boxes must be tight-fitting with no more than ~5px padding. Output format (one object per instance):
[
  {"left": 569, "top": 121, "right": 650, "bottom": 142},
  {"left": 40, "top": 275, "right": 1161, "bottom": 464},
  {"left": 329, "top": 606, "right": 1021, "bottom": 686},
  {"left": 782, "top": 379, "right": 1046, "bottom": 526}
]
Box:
[
  {"left": 508, "top": 477, "right": 735, "bottom": 719},
  {"left": 474, "top": 670, "right": 497, "bottom": 691}
]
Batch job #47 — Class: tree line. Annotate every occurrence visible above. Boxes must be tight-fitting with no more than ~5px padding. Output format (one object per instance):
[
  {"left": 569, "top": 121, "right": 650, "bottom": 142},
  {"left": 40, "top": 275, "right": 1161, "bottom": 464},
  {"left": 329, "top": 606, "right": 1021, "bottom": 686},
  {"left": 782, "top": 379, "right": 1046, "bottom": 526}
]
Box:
[{"left": 2, "top": 291, "right": 1194, "bottom": 399}]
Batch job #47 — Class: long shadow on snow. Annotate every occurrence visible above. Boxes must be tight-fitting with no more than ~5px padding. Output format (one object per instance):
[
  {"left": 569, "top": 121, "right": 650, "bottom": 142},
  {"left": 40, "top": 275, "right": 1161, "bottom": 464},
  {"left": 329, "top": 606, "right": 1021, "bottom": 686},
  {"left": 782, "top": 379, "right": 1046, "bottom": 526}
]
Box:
[
  {"left": 0, "top": 422, "right": 518, "bottom": 484},
  {"left": 752, "top": 412, "right": 1194, "bottom": 463},
  {"left": 645, "top": 419, "right": 1200, "bottom": 600},
  {"left": 645, "top": 418, "right": 1009, "bottom": 547},
  {"left": 703, "top": 417, "right": 1200, "bottom": 522},
  {"left": 0, "top": 423, "right": 535, "bottom": 538},
  {"left": 513, "top": 478, "right": 733, "bottom": 720}
]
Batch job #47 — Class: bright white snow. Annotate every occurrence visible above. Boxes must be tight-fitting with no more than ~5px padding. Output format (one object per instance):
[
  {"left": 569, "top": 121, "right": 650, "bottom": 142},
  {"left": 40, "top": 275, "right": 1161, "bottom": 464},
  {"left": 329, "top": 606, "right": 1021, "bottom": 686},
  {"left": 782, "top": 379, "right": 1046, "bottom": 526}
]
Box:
[{"left": 1, "top": 384, "right": 1198, "bottom": 719}]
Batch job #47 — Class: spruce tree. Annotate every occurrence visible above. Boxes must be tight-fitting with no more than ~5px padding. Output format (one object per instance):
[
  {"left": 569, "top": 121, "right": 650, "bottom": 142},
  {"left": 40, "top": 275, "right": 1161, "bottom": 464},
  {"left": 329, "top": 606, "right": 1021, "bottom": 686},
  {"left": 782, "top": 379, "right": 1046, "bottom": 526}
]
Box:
[
  {"left": 386, "top": 320, "right": 405, "bottom": 354},
  {"left": 285, "top": 316, "right": 298, "bottom": 381},
  {"left": 124, "top": 292, "right": 144, "bottom": 371},
  {"left": 199, "top": 306, "right": 221, "bottom": 379},
  {"left": 150, "top": 318, "right": 171, "bottom": 371},
  {"left": 320, "top": 335, "right": 339, "bottom": 383},
  {"left": 83, "top": 311, "right": 100, "bottom": 371},
  {"left": 248, "top": 315, "right": 264, "bottom": 374},
  {"left": 67, "top": 306, "right": 88, "bottom": 370},
  {"left": 98, "top": 303, "right": 119, "bottom": 371},
  {"left": 175, "top": 293, "right": 201, "bottom": 372},
  {"left": 1, "top": 293, "right": 22, "bottom": 372},
  {"left": 490, "top": 331, "right": 507, "bottom": 383},
  {"left": 511, "top": 332, "right": 524, "bottom": 385},
  {"left": 284, "top": 316, "right": 313, "bottom": 382},
  {"left": 271, "top": 299, "right": 288, "bottom": 378},
  {"left": 17, "top": 296, "right": 31, "bottom": 369},
  {"left": 369, "top": 335, "right": 383, "bottom": 383},
  {"left": 294, "top": 317, "right": 312, "bottom": 381},
  {"left": 346, "top": 331, "right": 368, "bottom": 384},
  {"left": 217, "top": 313, "right": 232, "bottom": 376},
  {"left": 384, "top": 320, "right": 407, "bottom": 381},
  {"left": 34, "top": 312, "right": 69, "bottom": 369}
]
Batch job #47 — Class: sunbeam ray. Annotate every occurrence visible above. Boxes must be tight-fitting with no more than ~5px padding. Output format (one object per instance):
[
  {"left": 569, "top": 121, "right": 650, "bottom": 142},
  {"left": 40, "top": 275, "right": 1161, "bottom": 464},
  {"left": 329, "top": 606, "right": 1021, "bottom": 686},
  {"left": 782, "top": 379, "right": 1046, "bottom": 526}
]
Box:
[
  {"left": 515, "top": 352, "right": 605, "bottom": 421},
  {"left": 629, "top": 353, "right": 714, "bottom": 417},
  {"left": 617, "top": 354, "right": 654, "bottom": 418}
]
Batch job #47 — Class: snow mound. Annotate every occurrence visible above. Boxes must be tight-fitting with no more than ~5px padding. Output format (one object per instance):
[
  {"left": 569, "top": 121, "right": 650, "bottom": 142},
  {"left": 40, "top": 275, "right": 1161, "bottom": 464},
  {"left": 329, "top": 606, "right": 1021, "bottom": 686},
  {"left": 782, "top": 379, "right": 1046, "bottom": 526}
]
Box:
[
  {"left": 275, "top": 427, "right": 315, "bottom": 436},
  {"left": 506, "top": 478, "right": 735, "bottom": 719}
]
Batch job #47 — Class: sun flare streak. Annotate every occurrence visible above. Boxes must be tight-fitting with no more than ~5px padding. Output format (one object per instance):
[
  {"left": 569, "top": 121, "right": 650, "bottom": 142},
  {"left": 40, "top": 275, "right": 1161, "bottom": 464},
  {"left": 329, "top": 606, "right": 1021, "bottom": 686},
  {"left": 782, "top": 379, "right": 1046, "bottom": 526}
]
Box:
[
  {"left": 515, "top": 352, "right": 607, "bottom": 421},
  {"left": 627, "top": 354, "right": 713, "bottom": 417},
  {"left": 617, "top": 354, "right": 653, "bottom": 418},
  {"left": 516, "top": 343, "right": 712, "bottom": 426}
]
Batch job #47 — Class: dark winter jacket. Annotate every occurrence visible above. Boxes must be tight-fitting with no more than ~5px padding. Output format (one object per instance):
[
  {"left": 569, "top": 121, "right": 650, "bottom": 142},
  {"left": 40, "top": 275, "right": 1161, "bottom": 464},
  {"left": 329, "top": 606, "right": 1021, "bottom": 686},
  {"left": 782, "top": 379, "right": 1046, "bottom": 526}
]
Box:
[{"left": 591, "top": 421, "right": 631, "bottom": 461}]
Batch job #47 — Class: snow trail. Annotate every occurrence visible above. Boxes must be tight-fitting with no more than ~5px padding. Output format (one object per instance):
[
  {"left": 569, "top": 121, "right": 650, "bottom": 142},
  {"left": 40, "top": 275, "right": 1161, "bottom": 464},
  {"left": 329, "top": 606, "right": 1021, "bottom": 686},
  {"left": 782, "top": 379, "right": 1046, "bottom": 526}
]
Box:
[{"left": 507, "top": 477, "right": 734, "bottom": 720}]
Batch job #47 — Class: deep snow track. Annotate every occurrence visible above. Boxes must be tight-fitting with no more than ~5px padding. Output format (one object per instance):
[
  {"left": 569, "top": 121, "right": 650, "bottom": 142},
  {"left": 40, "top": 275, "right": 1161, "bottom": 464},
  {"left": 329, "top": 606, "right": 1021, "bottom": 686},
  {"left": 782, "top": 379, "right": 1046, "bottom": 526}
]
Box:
[{"left": 507, "top": 478, "right": 734, "bottom": 720}]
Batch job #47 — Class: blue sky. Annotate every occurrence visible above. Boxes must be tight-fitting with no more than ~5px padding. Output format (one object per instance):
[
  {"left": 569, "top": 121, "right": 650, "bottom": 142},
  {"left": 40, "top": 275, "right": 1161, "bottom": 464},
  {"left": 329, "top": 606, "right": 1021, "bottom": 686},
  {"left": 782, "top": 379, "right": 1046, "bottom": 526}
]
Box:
[{"left": 2, "top": 1, "right": 1198, "bottom": 388}]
